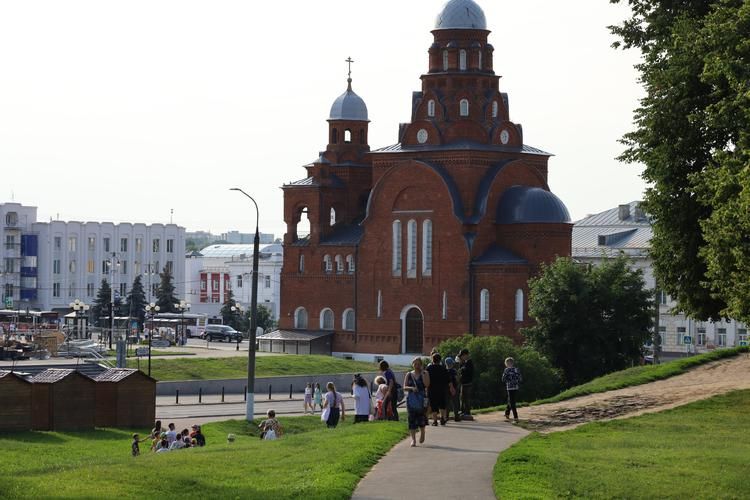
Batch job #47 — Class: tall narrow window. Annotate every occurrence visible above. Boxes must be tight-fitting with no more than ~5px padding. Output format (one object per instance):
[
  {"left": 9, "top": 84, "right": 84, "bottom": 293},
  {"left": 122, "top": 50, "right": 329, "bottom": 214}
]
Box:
[
  {"left": 298, "top": 254, "right": 305, "bottom": 273},
  {"left": 442, "top": 50, "right": 449, "bottom": 71},
  {"left": 377, "top": 289, "right": 383, "bottom": 318},
  {"left": 360, "top": 129, "right": 365, "bottom": 144},
  {"left": 294, "top": 307, "right": 308, "bottom": 329},
  {"left": 407, "top": 219, "right": 417, "bottom": 276},
  {"left": 422, "top": 219, "right": 433, "bottom": 275},
  {"left": 343, "top": 309, "right": 355, "bottom": 331},
  {"left": 392, "top": 221, "right": 402, "bottom": 276},
  {"left": 265, "top": 275, "right": 271, "bottom": 288},
  {"left": 344, "top": 129, "right": 352, "bottom": 143},
  {"left": 346, "top": 254, "right": 355, "bottom": 274},
  {"left": 460, "top": 99, "right": 469, "bottom": 117},
  {"left": 427, "top": 99, "right": 436, "bottom": 117},
  {"left": 324, "top": 255, "right": 333, "bottom": 273},
  {"left": 442, "top": 291, "right": 448, "bottom": 320},
  {"left": 330, "top": 207, "right": 336, "bottom": 226},
  {"left": 237, "top": 275, "right": 243, "bottom": 288},
  {"left": 459, "top": 49, "right": 467, "bottom": 70},
  {"left": 480, "top": 289, "right": 490, "bottom": 321},
  {"left": 492, "top": 100, "right": 498, "bottom": 118},
  {"left": 335, "top": 255, "right": 344, "bottom": 274},
  {"left": 515, "top": 289, "right": 524, "bottom": 322},
  {"left": 320, "top": 308, "right": 334, "bottom": 330},
  {"left": 478, "top": 49, "right": 483, "bottom": 70},
  {"left": 331, "top": 128, "right": 338, "bottom": 144}
]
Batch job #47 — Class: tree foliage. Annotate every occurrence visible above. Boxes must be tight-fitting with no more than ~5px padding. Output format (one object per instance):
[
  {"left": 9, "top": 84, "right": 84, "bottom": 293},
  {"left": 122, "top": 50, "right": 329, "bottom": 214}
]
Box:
[
  {"left": 610, "top": 0, "right": 750, "bottom": 321},
  {"left": 155, "top": 266, "right": 178, "bottom": 313},
  {"left": 523, "top": 257, "right": 653, "bottom": 387},
  {"left": 220, "top": 289, "right": 243, "bottom": 330},
  {"left": 125, "top": 275, "right": 147, "bottom": 330},
  {"left": 92, "top": 279, "right": 112, "bottom": 328}
]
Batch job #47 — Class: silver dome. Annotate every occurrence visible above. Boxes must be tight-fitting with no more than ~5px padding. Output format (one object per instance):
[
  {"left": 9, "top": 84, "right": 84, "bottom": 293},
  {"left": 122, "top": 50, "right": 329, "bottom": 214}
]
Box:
[
  {"left": 435, "top": 0, "right": 487, "bottom": 30},
  {"left": 329, "top": 81, "right": 369, "bottom": 121}
]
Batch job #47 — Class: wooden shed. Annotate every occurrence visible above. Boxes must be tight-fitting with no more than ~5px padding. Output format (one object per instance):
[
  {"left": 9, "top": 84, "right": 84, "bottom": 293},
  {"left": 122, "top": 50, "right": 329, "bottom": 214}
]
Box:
[
  {"left": 30, "top": 369, "right": 96, "bottom": 431},
  {"left": 0, "top": 370, "right": 33, "bottom": 431},
  {"left": 258, "top": 330, "right": 334, "bottom": 355},
  {"left": 93, "top": 368, "right": 156, "bottom": 428}
]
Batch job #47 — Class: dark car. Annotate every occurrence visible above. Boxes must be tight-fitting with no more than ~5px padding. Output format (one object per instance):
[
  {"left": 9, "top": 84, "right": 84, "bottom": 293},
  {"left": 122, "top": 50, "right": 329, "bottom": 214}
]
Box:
[{"left": 204, "top": 325, "right": 243, "bottom": 343}]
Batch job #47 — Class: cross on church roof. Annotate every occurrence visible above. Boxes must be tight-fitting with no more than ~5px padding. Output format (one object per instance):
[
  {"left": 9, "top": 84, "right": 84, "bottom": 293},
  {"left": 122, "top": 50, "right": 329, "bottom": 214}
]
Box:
[{"left": 346, "top": 56, "right": 354, "bottom": 90}]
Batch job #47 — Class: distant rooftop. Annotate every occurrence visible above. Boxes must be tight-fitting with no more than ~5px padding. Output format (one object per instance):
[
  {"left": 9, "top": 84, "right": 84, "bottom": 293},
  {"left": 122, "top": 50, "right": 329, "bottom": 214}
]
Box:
[
  {"left": 572, "top": 201, "right": 652, "bottom": 258},
  {"left": 199, "top": 243, "right": 283, "bottom": 258}
]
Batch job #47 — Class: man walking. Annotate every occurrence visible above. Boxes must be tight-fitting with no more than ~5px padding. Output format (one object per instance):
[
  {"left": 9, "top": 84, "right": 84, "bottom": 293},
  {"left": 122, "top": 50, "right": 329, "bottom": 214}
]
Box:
[{"left": 458, "top": 348, "right": 474, "bottom": 418}]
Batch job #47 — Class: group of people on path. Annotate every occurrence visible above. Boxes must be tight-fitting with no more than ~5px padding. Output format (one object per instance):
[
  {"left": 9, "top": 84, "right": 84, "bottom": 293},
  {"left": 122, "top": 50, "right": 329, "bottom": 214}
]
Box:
[{"left": 131, "top": 420, "right": 206, "bottom": 456}]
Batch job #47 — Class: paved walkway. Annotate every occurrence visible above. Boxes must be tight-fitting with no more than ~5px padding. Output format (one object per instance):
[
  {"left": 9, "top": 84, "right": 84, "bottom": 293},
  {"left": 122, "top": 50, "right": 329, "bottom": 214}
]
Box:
[{"left": 352, "top": 413, "right": 528, "bottom": 500}]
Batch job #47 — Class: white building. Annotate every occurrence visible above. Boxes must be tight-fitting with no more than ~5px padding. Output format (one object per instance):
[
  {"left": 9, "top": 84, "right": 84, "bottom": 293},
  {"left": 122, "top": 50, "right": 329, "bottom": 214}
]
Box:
[
  {"left": 0, "top": 202, "right": 185, "bottom": 313},
  {"left": 184, "top": 243, "right": 283, "bottom": 321},
  {"left": 573, "top": 201, "right": 748, "bottom": 358}
]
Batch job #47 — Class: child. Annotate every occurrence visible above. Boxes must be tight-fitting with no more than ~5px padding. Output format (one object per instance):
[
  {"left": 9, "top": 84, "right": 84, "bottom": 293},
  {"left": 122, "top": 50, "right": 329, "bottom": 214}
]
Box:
[
  {"left": 131, "top": 433, "right": 147, "bottom": 456},
  {"left": 313, "top": 383, "right": 323, "bottom": 413},
  {"left": 323, "top": 382, "right": 346, "bottom": 428},
  {"left": 303, "top": 383, "right": 314, "bottom": 414},
  {"left": 501, "top": 357, "right": 522, "bottom": 422},
  {"left": 259, "top": 409, "right": 283, "bottom": 440}
]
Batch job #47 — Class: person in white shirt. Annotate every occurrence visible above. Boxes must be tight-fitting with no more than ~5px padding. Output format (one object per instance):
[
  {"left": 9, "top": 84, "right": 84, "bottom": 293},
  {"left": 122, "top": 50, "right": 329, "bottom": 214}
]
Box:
[
  {"left": 165, "top": 423, "right": 178, "bottom": 445},
  {"left": 352, "top": 375, "right": 371, "bottom": 423}
]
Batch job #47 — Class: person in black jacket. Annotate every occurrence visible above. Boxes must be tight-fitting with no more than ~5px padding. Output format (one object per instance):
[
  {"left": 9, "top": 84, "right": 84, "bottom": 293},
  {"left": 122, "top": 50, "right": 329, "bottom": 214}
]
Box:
[
  {"left": 426, "top": 352, "right": 448, "bottom": 426},
  {"left": 501, "top": 357, "right": 522, "bottom": 422},
  {"left": 458, "top": 348, "right": 474, "bottom": 417}
]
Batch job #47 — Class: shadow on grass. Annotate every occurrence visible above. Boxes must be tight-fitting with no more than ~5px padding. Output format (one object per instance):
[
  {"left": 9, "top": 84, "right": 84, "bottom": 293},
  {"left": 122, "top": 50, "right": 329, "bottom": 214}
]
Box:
[{"left": 0, "top": 431, "right": 67, "bottom": 444}]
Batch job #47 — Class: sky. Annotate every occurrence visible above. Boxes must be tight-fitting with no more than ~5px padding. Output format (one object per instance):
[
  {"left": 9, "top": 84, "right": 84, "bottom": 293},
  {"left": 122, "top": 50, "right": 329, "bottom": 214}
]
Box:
[{"left": 0, "top": 0, "right": 645, "bottom": 238}]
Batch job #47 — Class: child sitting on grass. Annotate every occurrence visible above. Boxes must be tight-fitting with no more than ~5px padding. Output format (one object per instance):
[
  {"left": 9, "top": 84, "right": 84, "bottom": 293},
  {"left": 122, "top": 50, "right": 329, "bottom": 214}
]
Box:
[{"left": 259, "top": 409, "right": 283, "bottom": 440}]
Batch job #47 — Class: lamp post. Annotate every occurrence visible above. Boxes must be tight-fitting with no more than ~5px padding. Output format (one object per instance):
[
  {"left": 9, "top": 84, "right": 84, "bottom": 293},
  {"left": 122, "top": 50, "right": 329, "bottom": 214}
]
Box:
[
  {"left": 68, "top": 299, "right": 89, "bottom": 351},
  {"left": 145, "top": 302, "right": 160, "bottom": 376},
  {"left": 107, "top": 253, "right": 120, "bottom": 349},
  {"left": 175, "top": 300, "right": 190, "bottom": 346},
  {"left": 230, "top": 187, "right": 260, "bottom": 421},
  {"left": 231, "top": 301, "right": 245, "bottom": 351}
]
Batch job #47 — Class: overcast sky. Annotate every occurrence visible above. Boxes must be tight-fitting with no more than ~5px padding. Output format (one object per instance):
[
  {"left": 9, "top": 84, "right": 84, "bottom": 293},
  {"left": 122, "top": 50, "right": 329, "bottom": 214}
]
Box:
[{"left": 0, "top": 0, "right": 644, "bottom": 238}]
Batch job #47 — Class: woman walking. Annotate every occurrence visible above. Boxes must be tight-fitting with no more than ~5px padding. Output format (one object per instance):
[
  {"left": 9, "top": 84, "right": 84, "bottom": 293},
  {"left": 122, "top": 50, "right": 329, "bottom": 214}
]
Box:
[
  {"left": 404, "top": 357, "right": 430, "bottom": 447},
  {"left": 322, "top": 382, "right": 346, "bottom": 428},
  {"left": 426, "top": 352, "right": 448, "bottom": 426},
  {"left": 313, "top": 382, "right": 323, "bottom": 413}
]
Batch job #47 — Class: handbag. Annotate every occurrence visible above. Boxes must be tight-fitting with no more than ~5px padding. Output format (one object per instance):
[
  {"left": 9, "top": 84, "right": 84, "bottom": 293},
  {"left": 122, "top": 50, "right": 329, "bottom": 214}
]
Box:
[
  {"left": 405, "top": 371, "right": 425, "bottom": 411},
  {"left": 321, "top": 407, "right": 330, "bottom": 422}
]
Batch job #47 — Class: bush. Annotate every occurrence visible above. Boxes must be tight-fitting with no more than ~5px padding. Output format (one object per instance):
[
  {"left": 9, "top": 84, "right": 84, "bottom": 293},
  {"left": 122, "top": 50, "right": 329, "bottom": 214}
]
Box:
[{"left": 436, "top": 335, "right": 562, "bottom": 408}]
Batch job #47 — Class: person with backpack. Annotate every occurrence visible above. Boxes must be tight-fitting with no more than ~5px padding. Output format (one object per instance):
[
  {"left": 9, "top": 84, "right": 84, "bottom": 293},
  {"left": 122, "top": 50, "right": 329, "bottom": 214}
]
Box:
[
  {"left": 501, "top": 357, "right": 522, "bottom": 422},
  {"left": 404, "top": 356, "right": 431, "bottom": 447},
  {"left": 378, "top": 360, "right": 399, "bottom": 421}
]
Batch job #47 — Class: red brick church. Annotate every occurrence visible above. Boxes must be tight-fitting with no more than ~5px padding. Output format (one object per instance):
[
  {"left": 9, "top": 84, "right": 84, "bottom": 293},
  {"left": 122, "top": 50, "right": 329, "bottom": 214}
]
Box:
[{"left": 277, "top": 0, "right": 571, "bottom": 358}]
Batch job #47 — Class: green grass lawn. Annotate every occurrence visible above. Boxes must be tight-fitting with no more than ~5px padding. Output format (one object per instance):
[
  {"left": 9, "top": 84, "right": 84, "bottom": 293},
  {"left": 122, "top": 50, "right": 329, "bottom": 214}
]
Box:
[
  {"left": 0, "top": 417, "right": 408, "bottom": 499},
  {"left": 494, "top": 389, "right": 750, "bottom": 499},
  {"left": 125, "top": 354, "right": 395, "bottom": 381}
]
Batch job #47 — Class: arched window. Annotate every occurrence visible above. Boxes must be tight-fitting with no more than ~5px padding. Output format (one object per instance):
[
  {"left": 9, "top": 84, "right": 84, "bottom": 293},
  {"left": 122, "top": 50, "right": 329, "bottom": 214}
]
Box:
[
  {"left": 377, "top": 289, "right": 383, "bottom": 318},
  {"left": 442, "top": 291, "right": 448, "bottom": 320},
  {"left": 298, "top": 254, "right": 305, "bottom": 273},
  {"left": 515, "top": 289, "right": 524, "bottom": 322},
  {"left": 342, "top": 308, "right": 355, "bottom": 331},
  {"left": 294, "top": 307, "right": 308, "bottom": 329},
  {"left": 407, "top": 219, "right": 417, "bottom": 276},
  {"left": 478, "top": 50, "right": 483, "bottom": 70},
  {"left": 360, "top": 129, "right": 365, "bottom": 144},
  {"left": 427, "top": 99, "right": 435, "bottom": 117},
  {"left": 492, "top": 100, "right": 498, "bottom": 118},
  {"left": 442, "top": 50, "right": 449, "bottom": 71},
  {"left": 480, "top": 289, "right": 490, "bottom": 321},
  {"left": 392, "top": 220, "right": 402, "bottom": 276},
  {"left": 422, "top": 219, "right": 432, "bottom": 275},
  {"left": 459, "top": 49, "right": 467, "bottom": 70},
  {"left": 344, "top": 129, "right": 352, "bottom": 143},
  {"left": 460, "top": 99, "right": 469, "bottom": 117},
  {"left": 330, "top": 207, "right": 336, "bottom": 226},
  {"left": 346, "top": 254, "right": 355, "bottom": 274},
  {"left": 323, "top": 255, "right": 332, "bottom": 273},
  {"left": 335, "top": 255, "right": 344, "bottom": 274},
  {"left": 331, "top": 128, "right": 338, "bottom": 144},
  {"left": 320, "top": 308, "right": 334, "bottom": 330}
]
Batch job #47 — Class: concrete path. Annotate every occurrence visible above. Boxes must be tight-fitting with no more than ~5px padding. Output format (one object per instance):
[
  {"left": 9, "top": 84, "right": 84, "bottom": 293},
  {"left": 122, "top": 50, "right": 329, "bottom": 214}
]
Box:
[{"left": 352, "top": 413, "right": 528, "bottom": 500}]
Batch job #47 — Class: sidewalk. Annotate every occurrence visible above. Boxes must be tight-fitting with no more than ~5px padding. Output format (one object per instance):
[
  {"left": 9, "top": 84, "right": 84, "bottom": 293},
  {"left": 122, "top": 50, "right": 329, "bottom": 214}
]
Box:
[{"left": 352, "top": 413, "right": 528, "bottom": 500}]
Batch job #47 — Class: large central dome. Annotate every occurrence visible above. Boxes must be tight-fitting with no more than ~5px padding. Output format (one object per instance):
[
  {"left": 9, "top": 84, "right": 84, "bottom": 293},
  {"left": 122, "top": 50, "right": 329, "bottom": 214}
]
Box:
[{"left": 434, "top": 0, "right": 487, "bottom": 30}]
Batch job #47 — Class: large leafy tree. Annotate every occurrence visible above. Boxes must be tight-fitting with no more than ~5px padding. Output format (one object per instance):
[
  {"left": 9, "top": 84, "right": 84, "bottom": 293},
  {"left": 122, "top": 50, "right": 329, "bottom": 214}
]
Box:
[
  {"left": 125, "top": 275, "right": 148, "bottom": 330},
  {"left": 220, "top": 289, "right": 243, "bottom": 330},
  {"left": 155, "top": 266, "right": 178, "bottom": 313},
  {"left": 92, "top": 278, "right": 112, "bottom": 328},
  {"left": 610, "top": 0, "right": 750, "bottom": 321},
  {"left": 246, "top": 304, "right": 277, "bottom": 333},
  {"left": 523, "top": 257, "right": 653, "bottom": 387}
]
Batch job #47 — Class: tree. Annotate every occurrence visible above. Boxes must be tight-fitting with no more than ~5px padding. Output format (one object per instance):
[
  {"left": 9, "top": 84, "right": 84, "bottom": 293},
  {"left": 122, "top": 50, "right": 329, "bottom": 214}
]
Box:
[
  {"left": 610, "top": 0, "right": 750, "bottom": 321},
  {"left": 92, "top": 279, "right": 112, "bottom": 328},
  {"left": 523, "top": 256, "right": 653, "bottom": 387},
  {"left": 155, "top": 266, "right": 178, "bottom": 313},
  {"left": 125, "top": 275, "right": 148, "bottom": 331},
  {"left": 220, "top": 289, "right": 243, "bottom": 330},
  {"left": 247, "top": 304, "right": 277, "bottom": 333}
]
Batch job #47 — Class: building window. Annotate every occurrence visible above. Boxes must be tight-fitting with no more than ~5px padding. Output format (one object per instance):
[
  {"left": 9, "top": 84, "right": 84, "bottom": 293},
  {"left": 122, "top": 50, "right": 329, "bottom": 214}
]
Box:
[
  {"left": 68, "top": 237, "right": 77, "bottom": 252},
  {"left": 407, "top": 220, "right": 417, "bottom": 276},
  {"left": 460, "top": 99, "right": 469, "bottom": 117},
  {"left": 167, "top": 239, "right": 174, "bottom": 253},
  {"left": 360, "top": 129, "right": 365, "bottom": 144},
  {"left": 298, "top": 254, "right": 305, "bottom": 273},
  {"left": 69, "top": 260, "right": 76, "bottom": 273},
  {"left": 294, "top": 307, "right": 308, "bottom": 329},
  {"left": 237, "top": 275, "right": 243, "bottom": 288},
  {"left": 324, "top": 255, "right": 333, "bottom": 273},
  {"left": 459, "top": 49, "right": 467, "bottom": 70},
  {"left": 320, "top": 308, "right": 334, "bottom": 330},
  {"left": 344, "top": 129, "right": 352, "bottom": 143},
  {"left": 54, "top": 236, "right": 62, "bottom": 250},
  {"left": 343, "top": 308, "right": 355, "bottom": 331},
  {"left": 86, "top": 283, "right": 95, "bottom": 297},
  {"left": 134, "top": 261, "right": 141, "bottom": 275},
  {"left": 697, "top": 327, "right": 706, "bottom": 346},
  {"left": 677, "top": 326, "right": 687, "bottom": 344},
  {"left": 392, "top": 220, "right": 402, "bottom": 276},
  {"left": 120, "top": 238, "right": 128, "bottom": 252},
  {"left": 442, "top": 50, "right": 449, "bottom": 71},
  {"left": 103, "top": 237, "right": 110, "bottom": 253},
  {"left": 165, "top": 260, "right": 173, "bottom": 274},
  {"left": 120, "top": 283, "right": 127, "bottom": 297},
  {"left": 153, "top": 239, "right": 160, "bottom": 253},
  {"left": 515, "top": 289, "right": 524, "bottom": 322},
  {"left": 5, "top": 212, "right": 17, "bottom": 226},
  {"left": 53, "top": 283, "right": 60, "bottom": 298},
  {"left": 738, "top": 328, "right": 748, "bottom": 346},
  {"left": 87, "top": 260, "right": 95, "bottom": 274},
  {"left": 335, "top": 255, "right": 344, "bottom": 274},
  {"left": 101, "top": 260, "right": 108, "bottom": 273},
  {"left": 135, "top": 238, "right": 143, "bottom": 253},
  {"left": 331, "top": 128, "right": 338, "bottom": 144},
  {"left": 492, "top": 101, "right": 498, "bottom": 118},
  {"left": 422, "top": 219, "right": 432, "bottom": 276},
  {"left": 377, "top": 289, "right": 382, "bottom": 319},
  {"left": 478, "top": 49, "right": 483, "bottom": 70},
  {"left": 427, "top": 99, "right": 435, "bottom": 117},
  {"left": 68, "top": 284, "right": 75, "bottom": 297},
  {"left": 442, "top": 291, "right": 447, "bottom": 320},
  {"left": 88, "top": 237, "right": 96, "bottom": 252},
  {"left": 480, "top": 289, "right": 490, "bottom": 322},
  {"left": 265, "top": 275, "right": 271, "bottom": 289},
  {"left": 346, "top": 254, "right": 355, "bottom": 274},
  {"left": 121, "top": 260, "right": 127, "bottom": 274},
  {"left": 330, "top": 207, "right": 336, "bottom": 226},
  {"left": 659, "top": 290, "right": 668, "bottom": 305},
  {"left": 53, "top": 259, "right": 61, "bottom": 275},
  {"left": 717, "top": 328, "right": 727, "bottom": 347}
]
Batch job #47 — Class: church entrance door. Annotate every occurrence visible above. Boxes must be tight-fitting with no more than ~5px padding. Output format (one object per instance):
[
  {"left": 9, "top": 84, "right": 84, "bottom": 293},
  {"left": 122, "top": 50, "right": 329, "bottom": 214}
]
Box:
[{"left": 403, "top": 307, "right": 423, "bottom": 354}]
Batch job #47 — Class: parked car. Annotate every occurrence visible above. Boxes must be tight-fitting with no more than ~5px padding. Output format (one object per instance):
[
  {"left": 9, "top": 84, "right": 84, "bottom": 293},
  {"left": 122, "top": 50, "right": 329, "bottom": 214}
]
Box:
[{"left": 203, "top": 325, "right": 243, "bottom": 343}]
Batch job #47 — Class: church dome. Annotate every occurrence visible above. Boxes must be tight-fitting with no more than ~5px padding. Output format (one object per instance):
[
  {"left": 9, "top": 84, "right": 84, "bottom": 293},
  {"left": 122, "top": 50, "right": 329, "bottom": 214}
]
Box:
[
  {"left": 329, "top": 81, "right": 369, "bottom": 121},
  {"left": 434, "top": 0, "right": 487, "bottom": 30},
  {"left": 496, "top": 186, "right": 571, "bottom": 224}
]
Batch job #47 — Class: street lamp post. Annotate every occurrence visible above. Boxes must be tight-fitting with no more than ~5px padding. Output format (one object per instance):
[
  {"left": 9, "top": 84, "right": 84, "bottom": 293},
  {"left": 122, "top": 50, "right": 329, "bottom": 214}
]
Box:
[
  {"left": 107, "top": 253, "right": 120, "bottom": 349},
  {"left": 230, "top": 187, "right": 260, "bottom": 421},
  {"left": 68, "top": 299, "right": 89, "bottom": 351},
  {"left": 175, "top": 300, "right": 190, "bottom": 346},
  {"left": 231, "top": 301, "right": 245, "bottom": 351},
  {"left": 145, "top": 302, "right": 160, "bottom": 377}
]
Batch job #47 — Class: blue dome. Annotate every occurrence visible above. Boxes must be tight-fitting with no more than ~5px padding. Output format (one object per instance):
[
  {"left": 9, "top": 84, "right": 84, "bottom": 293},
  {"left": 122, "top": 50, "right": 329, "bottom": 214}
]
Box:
[
  {"left": 496, "top": 186, "right": 571, "bottom": 224},
  {"left": 329, "top": 82, "right": 368, "bottom": 121},
  {"left": 435, "top": 0, "right": 487, "bottom": 30}
]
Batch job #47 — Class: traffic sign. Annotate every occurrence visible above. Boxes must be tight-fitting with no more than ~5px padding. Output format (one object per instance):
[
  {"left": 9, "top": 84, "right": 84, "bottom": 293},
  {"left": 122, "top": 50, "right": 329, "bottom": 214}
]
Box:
[
  {"left": 683, "top": 335, "right": 692, "bottom": 345},
  {"left": 740, "top": 341, "right": 748, "bottom": 347}
]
